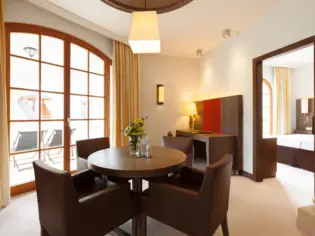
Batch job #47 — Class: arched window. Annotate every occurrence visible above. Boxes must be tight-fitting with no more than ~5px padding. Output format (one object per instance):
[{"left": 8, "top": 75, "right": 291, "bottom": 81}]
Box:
[
  {"left": 6, "top": 23, "right": 111, "bottom": 193},
  {"left": 263, "top": 79, "right": 273, "bottom": 136}
]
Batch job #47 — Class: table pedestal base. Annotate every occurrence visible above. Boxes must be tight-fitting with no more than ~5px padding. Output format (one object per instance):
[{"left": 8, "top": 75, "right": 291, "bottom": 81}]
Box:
[
  {"left": 132, "top": 178, "right": 147, "bottom": 236},
  {"left": 113, "top": 178, "right": 146, "bottom": 236}
]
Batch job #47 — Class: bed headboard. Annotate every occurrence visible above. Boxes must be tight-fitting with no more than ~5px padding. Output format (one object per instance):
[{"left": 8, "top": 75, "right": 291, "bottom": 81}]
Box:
[
  {"left": 296, "top": 98, "right": 314, "bottom": 132},
  {"left": 194, "top": 95, "right": 243, "bottom": 168}
]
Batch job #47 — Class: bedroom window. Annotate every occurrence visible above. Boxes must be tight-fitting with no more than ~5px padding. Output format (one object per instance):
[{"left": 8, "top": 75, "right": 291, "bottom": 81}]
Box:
[{"left": 263, "top": 79, "right": 273, "bottom": 136}]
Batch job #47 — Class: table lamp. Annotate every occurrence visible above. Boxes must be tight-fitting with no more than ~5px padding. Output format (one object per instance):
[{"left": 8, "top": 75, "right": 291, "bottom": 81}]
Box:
[{"left": 187, "top": 102, "right": 198, "bottom": 130}]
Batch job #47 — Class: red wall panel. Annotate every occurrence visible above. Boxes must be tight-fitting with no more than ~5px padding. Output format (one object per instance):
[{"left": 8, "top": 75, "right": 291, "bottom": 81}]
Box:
[{"left": 203, "top": 98, "right": 221, "bottom": 133}]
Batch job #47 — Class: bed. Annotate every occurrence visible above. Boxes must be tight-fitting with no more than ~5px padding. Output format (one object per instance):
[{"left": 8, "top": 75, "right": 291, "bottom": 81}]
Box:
[{"left": 277, "top": 134, "right": 314, "bottom": 172}]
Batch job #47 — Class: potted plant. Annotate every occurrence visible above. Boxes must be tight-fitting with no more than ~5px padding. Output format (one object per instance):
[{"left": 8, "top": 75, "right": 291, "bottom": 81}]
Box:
[{"left": 124, "top": 118, "right": 146, "bottom": 155}]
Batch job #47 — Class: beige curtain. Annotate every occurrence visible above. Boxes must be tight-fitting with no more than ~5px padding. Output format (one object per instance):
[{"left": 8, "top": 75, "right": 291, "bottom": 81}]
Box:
[
  {"left": 113, "top": 41, "right": 140, "bottom": 147},
  {"left": 275, "top": 67, "right": 291, "bottom": 135},
  {"left": 0, "top": 0, "right": 10, "bottom": 208}
]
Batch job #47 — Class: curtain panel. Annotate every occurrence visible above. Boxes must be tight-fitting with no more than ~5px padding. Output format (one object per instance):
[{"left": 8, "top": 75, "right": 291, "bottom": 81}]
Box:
[
  {"left": 113, "top": 41, "right": 140, "bottom": 147},
  {"left": 275, "top": 67, "right": 291, "bottom": 135},
  {"left": 0, "top": 0, "right": 10, "bottom": 208}
]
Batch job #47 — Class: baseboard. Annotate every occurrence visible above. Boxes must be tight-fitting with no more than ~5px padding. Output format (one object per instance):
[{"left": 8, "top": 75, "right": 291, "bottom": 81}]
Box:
[
  {"left": 11, "top": 182, "right": 36, "bottom": 196},
  {"left": 239, "top": 170, "right": 262, "bottom": 182}
]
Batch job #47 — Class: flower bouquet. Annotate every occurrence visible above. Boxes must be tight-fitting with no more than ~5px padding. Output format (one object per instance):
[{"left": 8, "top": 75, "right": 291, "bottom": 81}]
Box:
[{"left": 124, "top": 118, "right": 146, "bottom": 155}]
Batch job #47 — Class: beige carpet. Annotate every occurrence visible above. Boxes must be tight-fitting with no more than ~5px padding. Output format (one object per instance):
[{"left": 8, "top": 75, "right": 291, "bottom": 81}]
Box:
[{"left": 0, "top": 164, "right": 312, "bottom": 236}]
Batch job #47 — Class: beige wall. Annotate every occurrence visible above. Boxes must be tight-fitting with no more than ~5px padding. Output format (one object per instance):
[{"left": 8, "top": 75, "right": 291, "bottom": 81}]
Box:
[
  {"left": 4, "top": 0, "right": 113, "bottom": 58},
  {"left": 140, "top": 54, "right": 200, "bottom": 145},
  {"left": 200, "top": 0, "right": 315, "bottom": 173}
]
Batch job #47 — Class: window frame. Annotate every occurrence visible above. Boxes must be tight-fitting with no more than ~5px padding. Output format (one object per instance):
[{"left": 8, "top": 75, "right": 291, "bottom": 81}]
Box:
[
  {"left": 262, "top": 79, "right": 273, "bottom": 135},
  {"left": 5, "top": 23, "right": 112, "bottom": 195}
]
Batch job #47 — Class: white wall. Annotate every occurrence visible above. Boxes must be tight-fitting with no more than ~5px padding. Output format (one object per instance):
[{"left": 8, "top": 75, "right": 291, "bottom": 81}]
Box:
[
  {"left": 140, "top": 54, "right": 200, "bottom": 145},
  {"left": 4, "top": 0, "right": 113, "bottom": 59},
  {"left": 200, "top": 0, "right": 315, "bottom": 173},
  {"left": 291, "top": 63, "right": 314, "bottom": 131}
]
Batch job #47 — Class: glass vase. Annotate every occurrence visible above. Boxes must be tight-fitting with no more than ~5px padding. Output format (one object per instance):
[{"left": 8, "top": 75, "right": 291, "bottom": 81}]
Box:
[
  {"left": 128, "top": 135, "right": 139, "bottom": 155},
  {"left": 138, "top": 134, "right": 149, "bottom": 157}
]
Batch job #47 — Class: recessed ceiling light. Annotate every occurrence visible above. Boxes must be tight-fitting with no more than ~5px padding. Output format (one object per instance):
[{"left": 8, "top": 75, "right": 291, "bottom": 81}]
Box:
[
  {"left": 222, "top": 29, "right": 231, "bottom": 39},
  {"left": 196, "top": 49, "right": 203, "bottom": 56}
]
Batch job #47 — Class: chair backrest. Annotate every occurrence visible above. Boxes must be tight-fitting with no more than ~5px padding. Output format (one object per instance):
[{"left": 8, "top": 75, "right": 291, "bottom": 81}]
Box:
[
  {"left": 161, "top": 136, "right": 193, "bottom": 154},
  {"left": 33, "top": 160, "right": 78, "bottom": 236},
  {"left": 76, "top": 137, "right": 110, "bottom": 159},
  {"left": 200, "top": 154, "right": 233, "bottom": 234},
  {"left": 161, "top": 136, "right": 193, "bottom": 166}
]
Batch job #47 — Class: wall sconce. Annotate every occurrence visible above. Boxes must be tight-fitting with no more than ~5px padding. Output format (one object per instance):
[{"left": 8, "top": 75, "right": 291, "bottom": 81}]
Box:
[
  {"left": 186, "top": 102, "right": 198, "bottom": 130},
  {"left": 157, "top": 84, "right": 164, "bottom": 105}
]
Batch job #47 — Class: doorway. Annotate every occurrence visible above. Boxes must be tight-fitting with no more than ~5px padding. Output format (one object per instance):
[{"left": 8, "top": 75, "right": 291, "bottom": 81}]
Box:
[
  {"left": 253, "top": 37, "right": 315, "bottom": 195},
  {"left": 6, "top": 23, "right": 111, "bottom": 195}
]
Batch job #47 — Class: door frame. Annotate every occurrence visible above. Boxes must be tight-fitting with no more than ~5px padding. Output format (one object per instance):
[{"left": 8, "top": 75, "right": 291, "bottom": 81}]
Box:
[
  {"left": 253, "top": 36, "right": 315, "bottom": 182},
  {"left": 5, "top": 23, "right": 112, "bottom": 195}
]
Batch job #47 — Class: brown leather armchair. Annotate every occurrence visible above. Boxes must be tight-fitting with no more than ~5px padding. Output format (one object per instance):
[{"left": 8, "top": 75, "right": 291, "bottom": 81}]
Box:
[
  {"left": 33, "top": 160, "right": 139, "bottom": 236},
  {"left": 142, "top": 154, "right": 233, "bottom": 236},
  {"left": 161, "top": 136, "right": 194, "bottom": 166},
  {"left": 76, "top": 137, "right": 110, "bottom": 172}
]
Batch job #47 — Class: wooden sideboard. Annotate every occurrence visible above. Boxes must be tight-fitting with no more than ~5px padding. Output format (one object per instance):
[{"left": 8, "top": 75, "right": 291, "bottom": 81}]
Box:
[{"left": 176, "top": 129, "right": 238, "bottom": 172}]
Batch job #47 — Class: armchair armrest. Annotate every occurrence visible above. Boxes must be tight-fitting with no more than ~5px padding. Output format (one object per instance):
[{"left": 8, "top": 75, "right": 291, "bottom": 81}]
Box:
[{"left": 180, "top": 166, "right": 205, "bottom": 185}]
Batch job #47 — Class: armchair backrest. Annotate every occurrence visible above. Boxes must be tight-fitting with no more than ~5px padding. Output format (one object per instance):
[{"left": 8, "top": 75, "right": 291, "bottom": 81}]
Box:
[
  {"left": 33, "top": 161, "right": 78, "bottom": 236},
  {"left": 161, "top": 136, "right": 193, "bottom": 154},
  {"left": 200, "top": 154, "right": 233, "bottom": 234},
  {"left": 161, "top": 136, "right": 193, "bottom": 166},
  {"left": 76, "top": 137, "right": 110, "bottom": 160}
]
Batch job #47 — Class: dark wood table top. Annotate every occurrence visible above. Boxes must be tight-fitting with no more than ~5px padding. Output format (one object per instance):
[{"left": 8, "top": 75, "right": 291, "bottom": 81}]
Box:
[{"left": 88, "top": 146, "right": 186, "bottom": 178}]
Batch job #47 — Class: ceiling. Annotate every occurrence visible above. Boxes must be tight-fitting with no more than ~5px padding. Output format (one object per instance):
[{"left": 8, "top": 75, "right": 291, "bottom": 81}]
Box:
[
  {"left": 263, "top": 45, "right": 314, "bottom": 68},
  {"left": 28, "top": 0, "right": 281, "bottom": 57}
]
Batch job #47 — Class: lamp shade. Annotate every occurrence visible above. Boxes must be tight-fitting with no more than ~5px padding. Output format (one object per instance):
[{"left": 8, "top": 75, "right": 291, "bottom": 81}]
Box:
[
  {"left": 187, "top": 103, "right": 197, "bottom": 116},
  {"left": 129, "top": 11, "right": 160, "bottom": 54}
]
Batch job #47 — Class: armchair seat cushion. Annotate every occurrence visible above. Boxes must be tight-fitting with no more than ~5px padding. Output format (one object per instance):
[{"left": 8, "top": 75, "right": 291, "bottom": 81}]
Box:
[
  {"left": 72, "top": 169, "right": 130, "bottom": 199},
  {"left": 77, "top": 157, "right": 88, "bottom": 172},
  {"left": 154, "top": 175, "right": 202, "bottom": 193},
  {"left": 76, "top": 179, "right": 117, "bottom": 200}
]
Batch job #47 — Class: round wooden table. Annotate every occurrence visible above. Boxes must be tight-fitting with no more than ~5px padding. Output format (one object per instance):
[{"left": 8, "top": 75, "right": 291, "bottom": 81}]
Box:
[{"left": 88, "top": 146, "right": 186, "bottom": 236}]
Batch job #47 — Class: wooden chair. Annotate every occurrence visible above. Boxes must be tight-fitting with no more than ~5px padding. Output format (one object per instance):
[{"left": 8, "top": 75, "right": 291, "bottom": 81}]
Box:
[{"left": 142, "top": 154, "right": 233, "bottom": 236}]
